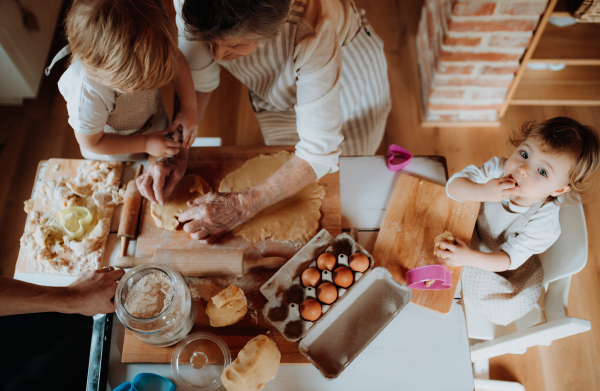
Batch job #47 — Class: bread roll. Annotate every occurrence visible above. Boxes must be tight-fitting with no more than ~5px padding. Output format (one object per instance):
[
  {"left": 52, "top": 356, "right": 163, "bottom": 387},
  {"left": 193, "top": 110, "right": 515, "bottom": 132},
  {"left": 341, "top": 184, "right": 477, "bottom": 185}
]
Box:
[{"left": 221, "top": 335, "right": 281, "bottom": 391}]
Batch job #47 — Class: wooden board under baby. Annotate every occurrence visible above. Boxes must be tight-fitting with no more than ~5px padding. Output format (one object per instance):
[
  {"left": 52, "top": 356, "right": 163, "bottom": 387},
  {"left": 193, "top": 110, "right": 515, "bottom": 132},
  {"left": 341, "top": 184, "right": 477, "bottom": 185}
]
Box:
[
  {"left": 122, "top": 146, "right": 341, "bottom": 364},
  {"left": 15, "top": 158, "right": 123, "bottom": 274},
  {"left": 371, "top": 174, "right": 480, "bottom": 314}
]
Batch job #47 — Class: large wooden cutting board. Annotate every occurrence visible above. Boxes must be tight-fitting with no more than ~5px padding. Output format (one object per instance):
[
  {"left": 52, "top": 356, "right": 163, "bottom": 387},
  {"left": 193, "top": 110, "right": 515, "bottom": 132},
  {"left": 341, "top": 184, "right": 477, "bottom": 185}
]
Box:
[
  {"left": 371, "top": 174, "right": 480, "bottom": 314},
  {"left": 16, "top": 159, "right": 122, "bottom": 274},
  {"left": 134, "top": 146, "right": 341, "bottom": 260},
  {"left": 123, "top": 146, "right": 341, "bottom": 363}
]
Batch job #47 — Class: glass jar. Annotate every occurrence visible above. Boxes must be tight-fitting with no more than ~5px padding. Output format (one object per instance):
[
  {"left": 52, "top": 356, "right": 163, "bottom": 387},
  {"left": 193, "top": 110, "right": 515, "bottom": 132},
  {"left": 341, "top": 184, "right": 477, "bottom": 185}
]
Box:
[{"left": 115, "top": 264, "right": 196, "bottom": 347}]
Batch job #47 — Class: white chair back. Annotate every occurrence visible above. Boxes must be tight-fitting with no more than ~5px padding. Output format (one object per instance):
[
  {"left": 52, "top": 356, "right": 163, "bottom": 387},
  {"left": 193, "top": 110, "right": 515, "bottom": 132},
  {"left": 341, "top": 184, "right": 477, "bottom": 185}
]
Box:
[{"left": 539, "top": 203, "right": 588, "bottom": 285}]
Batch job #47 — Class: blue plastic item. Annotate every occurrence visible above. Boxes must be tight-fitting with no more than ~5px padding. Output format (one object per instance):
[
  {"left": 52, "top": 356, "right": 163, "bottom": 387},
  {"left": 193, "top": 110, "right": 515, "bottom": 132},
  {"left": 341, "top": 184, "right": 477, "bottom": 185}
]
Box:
[{"left": 114, "top": 373, "right": 176, "bottom": 391}]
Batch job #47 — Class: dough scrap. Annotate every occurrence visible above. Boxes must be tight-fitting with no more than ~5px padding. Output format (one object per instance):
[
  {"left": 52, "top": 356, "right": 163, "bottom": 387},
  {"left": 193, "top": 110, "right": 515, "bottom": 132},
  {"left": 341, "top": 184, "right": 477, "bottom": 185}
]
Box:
[
  {"left": 19, "top": 161, "right": 124, "bottom": 275},
  {"left": 221, "top": 335, "right": 281, "bottom": 391},
  {"left": 219, "top": 151, "right": 325, "bottom": 242},
  {"left": 433, "top": 231, "right": 454, "bottom": 258},
  {"left": 205, "top": 285, "right": 248, "bottom": 327},
  {"left": 151, "top": 174, "right": 211, "bottom": 230}
]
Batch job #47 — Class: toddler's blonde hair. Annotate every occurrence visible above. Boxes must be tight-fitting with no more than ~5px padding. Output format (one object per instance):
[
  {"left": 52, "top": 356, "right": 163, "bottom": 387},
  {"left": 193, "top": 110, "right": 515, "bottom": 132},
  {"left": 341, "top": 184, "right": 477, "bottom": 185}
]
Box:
[
  {"left": 66, "top": 0, "right": 178, "bottom": 92},
  {"left": 510, "top": 117, "right": 600, "bottom": 202}
]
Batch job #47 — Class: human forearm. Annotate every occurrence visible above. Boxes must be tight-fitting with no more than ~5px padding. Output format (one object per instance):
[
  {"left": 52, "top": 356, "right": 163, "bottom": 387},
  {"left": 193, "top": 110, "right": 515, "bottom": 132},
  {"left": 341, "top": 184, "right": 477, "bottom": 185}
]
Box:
[
  {"left": 76, "top": 132, "right": 146, "bottom": 155},
  {"left": 195, "top": 90, "right": 212, "bottom": 122},
  {"left": 465, "top": 251, "right": 511, "bottom": 272},
  {"left": 447, "top": 177, "right": 487, "bottom": 202},
  {"left": 0, "top": 277, "right": 73, "bottom": 316},
  {"left": 172, "top": 50, "right": 198, "bottom": 113},
  {"left": 240, "top": 156, "right": 317, "bottom": 217}
]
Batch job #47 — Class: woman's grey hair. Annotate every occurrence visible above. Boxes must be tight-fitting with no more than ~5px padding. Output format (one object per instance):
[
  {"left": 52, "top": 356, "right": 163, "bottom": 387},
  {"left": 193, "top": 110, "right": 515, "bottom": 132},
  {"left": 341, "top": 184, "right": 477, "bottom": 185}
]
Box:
[{"left": 182, "top": 0, "right": 291, "bottom": 43}]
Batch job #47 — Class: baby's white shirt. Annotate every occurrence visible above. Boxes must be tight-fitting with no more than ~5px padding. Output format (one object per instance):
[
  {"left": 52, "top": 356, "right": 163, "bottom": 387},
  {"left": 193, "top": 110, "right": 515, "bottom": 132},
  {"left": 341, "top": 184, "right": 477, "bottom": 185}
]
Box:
[
  {"left": 446, "top": 156, "right": 562, "bottom": 270},
  {"left": 58, "top": 61, "right": 116, "bottom": 135}
]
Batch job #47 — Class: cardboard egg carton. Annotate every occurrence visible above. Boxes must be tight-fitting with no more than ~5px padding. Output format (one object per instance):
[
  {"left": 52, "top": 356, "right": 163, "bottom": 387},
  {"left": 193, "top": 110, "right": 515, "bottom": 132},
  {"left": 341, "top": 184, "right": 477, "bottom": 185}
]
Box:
[{"left": 261, "top": 229, "right": 413, "bottom": 379}]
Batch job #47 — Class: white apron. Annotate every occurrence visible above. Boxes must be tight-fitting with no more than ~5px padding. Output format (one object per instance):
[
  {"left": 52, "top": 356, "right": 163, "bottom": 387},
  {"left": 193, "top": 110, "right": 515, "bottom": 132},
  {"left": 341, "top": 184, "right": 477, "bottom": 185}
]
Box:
[
  {"left": 462, "top": 200, "right": 545, "bottom": 326},
  {"left": 47, "top": 46, "right": 169, "bottom": 161},
  {"left": 217, "top": 0, "right": 391, "bottom": 156}
]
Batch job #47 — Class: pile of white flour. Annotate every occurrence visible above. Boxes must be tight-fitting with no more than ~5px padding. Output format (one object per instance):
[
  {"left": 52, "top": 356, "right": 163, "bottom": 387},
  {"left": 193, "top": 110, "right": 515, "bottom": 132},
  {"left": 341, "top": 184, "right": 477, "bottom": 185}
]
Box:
[{"left": 124, "top": 272, "right": 173, "bottom": 318}]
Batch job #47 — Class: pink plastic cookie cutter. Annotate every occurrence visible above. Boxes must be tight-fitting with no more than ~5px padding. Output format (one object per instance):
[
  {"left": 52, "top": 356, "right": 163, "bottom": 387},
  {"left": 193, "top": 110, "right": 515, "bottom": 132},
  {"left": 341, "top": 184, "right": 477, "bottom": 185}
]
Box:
[
  {"left": 405, "top": 265, "right": 452, "bottom": 290},
  {"left": 387, "top": 144, "right": 413, "bottom": 172}
]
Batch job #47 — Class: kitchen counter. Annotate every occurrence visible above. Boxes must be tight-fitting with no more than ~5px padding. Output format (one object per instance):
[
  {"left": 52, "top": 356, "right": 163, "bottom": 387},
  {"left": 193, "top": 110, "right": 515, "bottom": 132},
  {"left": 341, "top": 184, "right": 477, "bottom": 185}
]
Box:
[{"left": 15, "top": 155, "right": 474, "bottom": 391}]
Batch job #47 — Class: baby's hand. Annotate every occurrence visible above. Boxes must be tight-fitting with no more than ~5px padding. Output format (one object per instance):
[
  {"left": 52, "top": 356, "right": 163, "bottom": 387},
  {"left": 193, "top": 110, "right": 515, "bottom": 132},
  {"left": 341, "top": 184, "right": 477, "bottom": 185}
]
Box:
[
  {"left": 169, "top": 106, "right": 199, "bottom": 148},
  {"left": 144, "top": 130, "right": 181, "bottom": 158},
  {"left": 481, "top": 175, "right": 516, "bottom": 202},
  {"left": 435, "top": 238, "right": 476, "bottom": 267}
]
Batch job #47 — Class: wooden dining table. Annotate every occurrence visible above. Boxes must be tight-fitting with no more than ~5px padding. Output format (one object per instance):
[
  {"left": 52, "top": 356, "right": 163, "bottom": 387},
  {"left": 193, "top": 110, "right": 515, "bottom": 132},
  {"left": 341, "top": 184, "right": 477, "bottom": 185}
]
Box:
[{"left": 14, "top": 153, "right": 475, "bottom": 391}]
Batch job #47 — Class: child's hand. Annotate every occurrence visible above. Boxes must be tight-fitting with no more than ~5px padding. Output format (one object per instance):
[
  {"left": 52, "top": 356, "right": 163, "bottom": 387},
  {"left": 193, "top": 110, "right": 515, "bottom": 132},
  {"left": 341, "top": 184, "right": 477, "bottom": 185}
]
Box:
[
  {"left": 435, "top": 238, "right": 478, "bottom": 267},
  {"left": 144, "top": 130, "right": 181, "bottom": 158},
  {"left": 481, "top": 175, "right": 516, "bottom": 202},
  {"left": 169, "top": 106, "right": 199, "bottom": 148}
]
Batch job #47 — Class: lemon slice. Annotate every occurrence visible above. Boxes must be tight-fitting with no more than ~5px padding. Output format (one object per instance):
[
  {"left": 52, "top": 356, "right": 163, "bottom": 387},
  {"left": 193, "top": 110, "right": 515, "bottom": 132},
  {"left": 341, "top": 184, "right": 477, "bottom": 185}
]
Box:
[{"left": 58, "top": 207, "right": 93, "bottom": 239}]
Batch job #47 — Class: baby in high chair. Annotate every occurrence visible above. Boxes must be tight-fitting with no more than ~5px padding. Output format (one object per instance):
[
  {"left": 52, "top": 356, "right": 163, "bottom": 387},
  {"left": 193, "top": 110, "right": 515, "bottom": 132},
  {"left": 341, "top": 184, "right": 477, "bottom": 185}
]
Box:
[
  {"left": 48, "top": 0, "right": 199, "bottom": 161},
  {"left": 436, "top": 117, "right": 600, "bottom": 325}
]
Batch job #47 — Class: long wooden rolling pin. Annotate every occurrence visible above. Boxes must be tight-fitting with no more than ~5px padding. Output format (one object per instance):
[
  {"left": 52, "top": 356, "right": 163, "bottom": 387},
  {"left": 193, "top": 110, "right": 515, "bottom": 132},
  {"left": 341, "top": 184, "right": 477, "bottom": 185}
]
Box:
[
  {"left": 117, "top": 165, "right": 144, "bottom": 257},
  {"left": 114, "top": 248, "right": 287, "bottom": 277}
]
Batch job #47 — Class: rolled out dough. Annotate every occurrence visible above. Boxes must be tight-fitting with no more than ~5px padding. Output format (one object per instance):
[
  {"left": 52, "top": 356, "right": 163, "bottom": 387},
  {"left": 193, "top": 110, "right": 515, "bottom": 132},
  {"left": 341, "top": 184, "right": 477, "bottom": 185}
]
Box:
[
  {"left": 433, "top": 230, "right": 454, "bottom": 258},
  {"left": 219, "top": 151, "right": 326, "bottom": 242},
  {"left": 151, "top": 174, "right": 211, "bottom": 230}
]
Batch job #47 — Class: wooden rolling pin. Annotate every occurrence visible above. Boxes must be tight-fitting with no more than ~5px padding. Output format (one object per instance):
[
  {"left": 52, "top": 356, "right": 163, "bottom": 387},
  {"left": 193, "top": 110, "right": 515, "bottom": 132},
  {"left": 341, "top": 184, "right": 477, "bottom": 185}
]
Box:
[
  {"left": 114, "top": 248, "right": 287, "bottom": 277},
  {"left": 117, "top": 165, "right": 144, "bottom": 257}
]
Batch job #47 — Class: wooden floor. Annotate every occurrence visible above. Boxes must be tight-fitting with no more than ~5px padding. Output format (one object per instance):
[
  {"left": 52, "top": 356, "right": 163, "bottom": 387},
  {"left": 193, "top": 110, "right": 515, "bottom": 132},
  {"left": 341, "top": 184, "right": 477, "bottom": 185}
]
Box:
[{"left": 1, "top": 0, "right": 599, "bottom": 389}]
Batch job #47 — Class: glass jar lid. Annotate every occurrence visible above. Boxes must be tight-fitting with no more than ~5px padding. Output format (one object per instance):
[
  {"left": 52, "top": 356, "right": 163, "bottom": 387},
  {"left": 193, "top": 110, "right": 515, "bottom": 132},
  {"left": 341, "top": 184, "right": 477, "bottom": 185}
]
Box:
[{"left": 171, "top": 332, "right": 231, "bottom": 391}]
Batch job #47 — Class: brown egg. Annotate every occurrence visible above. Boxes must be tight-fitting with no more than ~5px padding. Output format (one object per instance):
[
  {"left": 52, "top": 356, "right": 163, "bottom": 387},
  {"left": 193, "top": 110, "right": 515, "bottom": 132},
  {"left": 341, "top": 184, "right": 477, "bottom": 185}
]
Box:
[
  {"left": 300, "top": 299, "right": 321, "bottom": 321},
  {"left": 317, "top": 282, "right": 338, "bottom": 304},
  {"left": 333, "top": 266, "right": 354, "bottom": 288},
  {"left": 349, "top": 253, "right": 370, "bottom": 273},
  {"left": 317, "top": 252, "right": 337, "bottom": 271},
  {"left": 301, "top": 268, "right": 321, "bottom": 287}
]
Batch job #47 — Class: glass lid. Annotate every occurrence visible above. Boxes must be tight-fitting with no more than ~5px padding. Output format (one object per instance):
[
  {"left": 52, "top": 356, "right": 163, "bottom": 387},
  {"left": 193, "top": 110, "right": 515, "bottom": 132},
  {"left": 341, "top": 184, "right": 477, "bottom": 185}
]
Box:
[{"left": 171, "top": 332, "right": 231, "bottom": 391}]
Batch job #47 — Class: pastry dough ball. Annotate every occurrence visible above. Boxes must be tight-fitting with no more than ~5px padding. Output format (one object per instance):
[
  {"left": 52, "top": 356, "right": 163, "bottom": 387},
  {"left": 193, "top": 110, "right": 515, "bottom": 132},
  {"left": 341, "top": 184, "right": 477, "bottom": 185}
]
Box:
[
  {"left": 221, "top": 335, "right": 281, "bottom": 391},
  {"left": 205, "top": 285, "right": 248, "bottom": 327},
  {"left": 433, "top": 231, "right": 454, "bottom": 258}
]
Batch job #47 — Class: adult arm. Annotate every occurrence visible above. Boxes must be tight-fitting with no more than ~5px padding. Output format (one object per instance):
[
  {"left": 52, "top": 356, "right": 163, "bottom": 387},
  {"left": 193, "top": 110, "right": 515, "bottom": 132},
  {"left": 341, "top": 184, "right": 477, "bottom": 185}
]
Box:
[
  {"left": 137, "top": 147, "right": 189, "bottom": 204},
  {"left": 0, "top": 268, "right": 125, "bottom": 317},
  {"left": 178, "top": 156, "right": 316, "bottom": 241},
  {"left": 168, "top": 49, "right": 200, "bottom": 148}
]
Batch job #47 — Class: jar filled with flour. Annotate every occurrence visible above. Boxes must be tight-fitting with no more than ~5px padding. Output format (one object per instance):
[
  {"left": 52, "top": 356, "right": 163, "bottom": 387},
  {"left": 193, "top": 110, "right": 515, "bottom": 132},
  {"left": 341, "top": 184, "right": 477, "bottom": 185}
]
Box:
[{"left": 115, "top": 264, "right": 196, "bottom": 347}]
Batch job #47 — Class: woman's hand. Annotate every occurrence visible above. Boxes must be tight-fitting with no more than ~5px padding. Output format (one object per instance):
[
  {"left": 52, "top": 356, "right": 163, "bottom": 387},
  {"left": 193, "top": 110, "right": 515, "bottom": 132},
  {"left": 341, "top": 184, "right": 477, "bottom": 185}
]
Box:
[
  {"left": 65, "top": 267, "right": 125, "bottom": 316},
  {"left": 435, "top": 238, "right": 477, "bottom": 267},
  {"left": 137, "top": 149, "right": 188, "bottom": 204},
  {"left": 177, "top": 192, "right": 255, "bottom": 242},
  {"left": 169, "top": 105, "right": 199, "bottom": 148},
  {"left": 481, "top": 175, "right": 516, "bottom": 202},
  {"left": 144, "top": 130, "right": 182, "bottom": 158}
]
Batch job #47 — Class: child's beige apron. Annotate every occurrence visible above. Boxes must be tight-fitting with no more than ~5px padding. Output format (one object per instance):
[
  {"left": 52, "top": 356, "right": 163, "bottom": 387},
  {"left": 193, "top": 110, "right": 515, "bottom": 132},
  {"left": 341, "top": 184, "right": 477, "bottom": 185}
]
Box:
[
  {"left": 216, "top": 0, "right": 391, "bottom": 156},
  {"left": 47, "top": 46, "right": 169, "bottom": 161},
  {"left": 462, "top": 200, "right": 545, "bottom": 326}
]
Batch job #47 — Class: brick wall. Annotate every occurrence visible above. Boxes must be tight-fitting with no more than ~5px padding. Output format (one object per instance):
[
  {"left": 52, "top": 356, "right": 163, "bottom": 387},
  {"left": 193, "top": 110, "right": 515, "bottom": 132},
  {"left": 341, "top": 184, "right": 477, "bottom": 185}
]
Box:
[{"left": 416, "top": 0, "right": 548, "bottom": 123}]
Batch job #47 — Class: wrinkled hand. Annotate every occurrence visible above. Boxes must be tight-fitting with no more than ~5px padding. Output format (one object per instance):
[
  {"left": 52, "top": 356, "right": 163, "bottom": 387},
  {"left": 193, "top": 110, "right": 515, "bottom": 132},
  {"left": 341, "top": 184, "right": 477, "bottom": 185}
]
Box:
[
  {"left": 145, "top": 130, "right": 182, "bottom": 158},
  {"left": 435, "top": 238, "right": 477, "bottom": 267},
  {"left": 168, "top": 106, "right": 199, "bottom": 148},
  {"left": 177, "top": 192, "right": 253, "bottom": 243},
  {"left": 137, "top": 154, "right": 187, "bottom": 205},
  {"left": 66, "top": 268, "right": 125, "bottom": 316},
  {"left": 482, "top": 175, "right": 516, "bottom": 202}
]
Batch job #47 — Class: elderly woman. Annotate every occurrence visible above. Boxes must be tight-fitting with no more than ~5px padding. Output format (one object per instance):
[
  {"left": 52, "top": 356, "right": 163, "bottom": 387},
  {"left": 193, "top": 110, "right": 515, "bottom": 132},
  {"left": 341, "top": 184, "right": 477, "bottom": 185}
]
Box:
[{"left": 137, "top": 0, "right": 391, "bottom": 241}]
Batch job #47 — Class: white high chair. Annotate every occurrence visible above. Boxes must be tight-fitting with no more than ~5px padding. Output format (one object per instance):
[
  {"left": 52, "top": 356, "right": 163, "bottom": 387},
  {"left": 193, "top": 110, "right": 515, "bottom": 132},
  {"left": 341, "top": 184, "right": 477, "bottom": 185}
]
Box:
[{"left": 464, "top": 203, "right": 592, "bottom": 391}]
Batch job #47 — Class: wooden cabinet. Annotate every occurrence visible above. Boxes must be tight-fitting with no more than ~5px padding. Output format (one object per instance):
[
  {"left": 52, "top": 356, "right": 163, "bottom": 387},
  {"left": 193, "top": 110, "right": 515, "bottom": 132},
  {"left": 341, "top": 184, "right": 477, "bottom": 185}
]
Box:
[
  {"left": 0, "top": 0, "right": 63, "bottom": 105},
  {"left": 501, "top": 0, "right": 600, "bottom": 115}
]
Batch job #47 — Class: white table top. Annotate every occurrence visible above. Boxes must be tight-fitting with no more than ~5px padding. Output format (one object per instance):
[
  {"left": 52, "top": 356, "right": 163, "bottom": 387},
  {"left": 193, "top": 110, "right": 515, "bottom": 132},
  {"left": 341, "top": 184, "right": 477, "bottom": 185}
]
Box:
[{"left": 15, "top": 156, "right": 474, "bottom": 391}]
